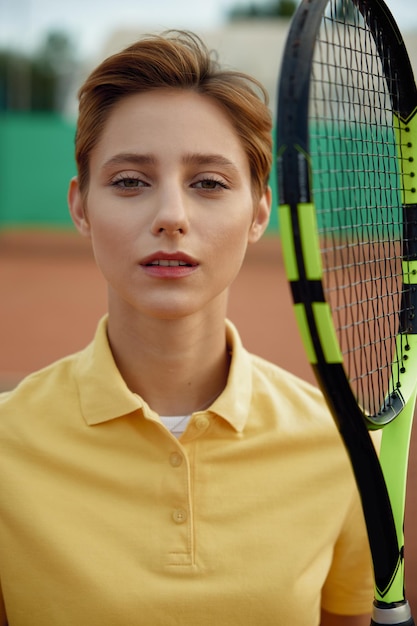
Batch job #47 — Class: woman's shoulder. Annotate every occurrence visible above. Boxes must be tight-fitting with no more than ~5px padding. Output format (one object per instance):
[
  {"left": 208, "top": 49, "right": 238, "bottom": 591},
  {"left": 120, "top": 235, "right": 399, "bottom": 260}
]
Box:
[
  {"left": 250, "top": 351, "right": 324, "bottom": 401},
  {"left": 0, "top": 352, "right": 79, "bottom": 414}
]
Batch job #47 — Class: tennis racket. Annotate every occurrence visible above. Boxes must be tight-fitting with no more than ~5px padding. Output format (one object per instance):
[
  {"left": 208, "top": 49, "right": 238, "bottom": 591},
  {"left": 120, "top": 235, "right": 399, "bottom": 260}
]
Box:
[{"left": 276, "top": 0, "right": 417, "bottom": 624}]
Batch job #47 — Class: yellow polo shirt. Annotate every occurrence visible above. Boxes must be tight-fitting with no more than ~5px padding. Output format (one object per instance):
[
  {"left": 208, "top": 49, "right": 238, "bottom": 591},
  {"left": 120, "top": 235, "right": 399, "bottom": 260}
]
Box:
[{"left": 0, "top": 317, "right": 373, "bottom": 625}]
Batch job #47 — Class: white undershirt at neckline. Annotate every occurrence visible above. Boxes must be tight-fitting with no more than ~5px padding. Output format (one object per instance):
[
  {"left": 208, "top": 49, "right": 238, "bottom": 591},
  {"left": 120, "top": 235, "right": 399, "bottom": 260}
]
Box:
[{"left": 160, "top": 414, "right": 192, "bottom": 438}]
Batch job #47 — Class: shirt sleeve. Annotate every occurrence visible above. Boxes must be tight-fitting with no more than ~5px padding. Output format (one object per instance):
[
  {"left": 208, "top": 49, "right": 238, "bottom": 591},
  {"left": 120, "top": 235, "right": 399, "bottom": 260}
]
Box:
[{"left": 320, "top": 485, "right": 374, "bottom": 616}]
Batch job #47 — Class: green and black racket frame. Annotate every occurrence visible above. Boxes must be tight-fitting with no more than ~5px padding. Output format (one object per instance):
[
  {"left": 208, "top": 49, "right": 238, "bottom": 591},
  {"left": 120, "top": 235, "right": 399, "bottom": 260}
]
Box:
[{"left": 276, "top": 0, "right": 417, "bottom": 624}]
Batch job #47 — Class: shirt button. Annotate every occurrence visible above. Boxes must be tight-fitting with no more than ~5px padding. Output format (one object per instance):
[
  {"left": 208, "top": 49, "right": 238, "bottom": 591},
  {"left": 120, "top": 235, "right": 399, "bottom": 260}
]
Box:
[
  {"left": 169, "top": 452, "right": 183, "bottom": 467},
  {"left": 172, "top": 509, "right": 187, "bottom": 524},
  {"left": 195, "top": 416, "right": 210, "bottom": 430}
]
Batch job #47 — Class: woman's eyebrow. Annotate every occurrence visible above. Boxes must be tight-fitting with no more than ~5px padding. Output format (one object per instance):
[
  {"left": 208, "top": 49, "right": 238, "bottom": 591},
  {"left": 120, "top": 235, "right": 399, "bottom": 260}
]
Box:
[
  {"left": 101, "top": 152, "right": 240, "bottom": 174},
  {"left": 182, "top": 152, "right": 239, "bottom": 173},
  {"left": 101, "top": 153, "right": 157, "bottom": 169}
]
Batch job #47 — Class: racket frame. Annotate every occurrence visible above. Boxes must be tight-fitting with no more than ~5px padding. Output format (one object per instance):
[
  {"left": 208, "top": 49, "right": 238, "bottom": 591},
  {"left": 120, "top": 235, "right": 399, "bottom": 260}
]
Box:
[{"left": 276, "top": 0, "right": 417, "bottom": 620}]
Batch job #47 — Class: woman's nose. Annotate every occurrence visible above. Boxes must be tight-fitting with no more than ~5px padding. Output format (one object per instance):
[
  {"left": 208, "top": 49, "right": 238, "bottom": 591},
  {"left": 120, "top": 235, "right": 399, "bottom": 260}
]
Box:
[{"left": 150, "top": 185, "right": 190, "bottom": 236}]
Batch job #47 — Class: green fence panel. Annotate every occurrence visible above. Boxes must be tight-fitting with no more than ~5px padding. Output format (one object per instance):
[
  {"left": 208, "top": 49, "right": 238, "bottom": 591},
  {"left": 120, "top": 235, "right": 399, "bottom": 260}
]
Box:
[{"left": 0, "top": 114, "right": 76, "bottom": 227}]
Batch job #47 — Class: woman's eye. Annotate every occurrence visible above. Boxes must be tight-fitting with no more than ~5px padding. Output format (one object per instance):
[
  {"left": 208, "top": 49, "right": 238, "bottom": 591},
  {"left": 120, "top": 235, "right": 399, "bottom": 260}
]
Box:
[
  {"left": 112, "top": 177, "right": 145, "bottom": 189},
  {"left": 194, "top": 178, "right": 228, "bottom": 190},
  {"left": 121, "top": 179, "right": 141, "bottom": 188}
]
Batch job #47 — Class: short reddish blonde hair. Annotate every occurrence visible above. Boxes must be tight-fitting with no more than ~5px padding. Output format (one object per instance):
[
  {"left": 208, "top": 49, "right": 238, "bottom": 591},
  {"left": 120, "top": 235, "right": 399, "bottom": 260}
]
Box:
[{"left": 75, "top": 31, "right": 272, "bottom": 201}]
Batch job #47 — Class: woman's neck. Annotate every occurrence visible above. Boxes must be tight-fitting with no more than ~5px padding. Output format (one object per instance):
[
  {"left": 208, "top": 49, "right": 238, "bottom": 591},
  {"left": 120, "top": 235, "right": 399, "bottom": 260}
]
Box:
[{"left": 106, "top": 306, "right": 231, "bottom": 416}]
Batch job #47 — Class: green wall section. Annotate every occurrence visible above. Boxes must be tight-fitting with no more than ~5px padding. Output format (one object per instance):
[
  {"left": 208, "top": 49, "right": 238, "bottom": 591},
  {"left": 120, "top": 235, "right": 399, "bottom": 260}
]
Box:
[
  {"left": 0, "top": 114, "right": 76, "bottom": 227},
  {"left": 0, "top": 114, "right": 279, "bottom": 230}
]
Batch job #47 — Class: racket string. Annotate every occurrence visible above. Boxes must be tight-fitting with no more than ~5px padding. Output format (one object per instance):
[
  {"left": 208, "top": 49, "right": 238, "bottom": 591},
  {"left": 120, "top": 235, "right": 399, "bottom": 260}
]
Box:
[{"left": 309, "top": 0, "right": 412, "bottom": 418}]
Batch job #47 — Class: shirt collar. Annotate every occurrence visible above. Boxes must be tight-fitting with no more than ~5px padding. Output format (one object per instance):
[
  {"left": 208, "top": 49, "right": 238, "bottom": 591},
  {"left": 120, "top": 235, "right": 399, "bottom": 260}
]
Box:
[
  {"left": 75, "top": 317, "right": 144, "bottom": 425},
  {"left": 206, "top": 321, "right": 253, "bottom": 433},
  {"left": 75, "top": 316, "right": 253, "bottom": 432}
]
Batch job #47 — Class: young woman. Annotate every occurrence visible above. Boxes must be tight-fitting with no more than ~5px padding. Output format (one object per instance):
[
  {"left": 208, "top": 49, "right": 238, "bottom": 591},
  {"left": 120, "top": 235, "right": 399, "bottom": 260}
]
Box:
[{"left": 0, "top": 32, "right": 373, "bottom": 625}]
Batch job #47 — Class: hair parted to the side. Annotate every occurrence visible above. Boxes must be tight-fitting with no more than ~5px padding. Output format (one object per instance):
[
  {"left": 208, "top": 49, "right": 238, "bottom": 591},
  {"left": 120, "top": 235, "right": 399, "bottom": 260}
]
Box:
[{"left": 75, "top": 30, "right": 273, "bottom": 201}]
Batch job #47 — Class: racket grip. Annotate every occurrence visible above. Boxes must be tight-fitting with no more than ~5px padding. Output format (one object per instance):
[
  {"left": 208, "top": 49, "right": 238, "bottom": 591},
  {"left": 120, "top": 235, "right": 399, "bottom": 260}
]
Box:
[{"left": 371, "top": 601, "right": 414, "bottom": 625}]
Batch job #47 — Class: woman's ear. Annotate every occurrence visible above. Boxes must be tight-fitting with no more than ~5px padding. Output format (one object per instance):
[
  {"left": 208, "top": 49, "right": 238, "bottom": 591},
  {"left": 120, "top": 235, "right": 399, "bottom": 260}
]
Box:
[
  {"left": 248, "top": 186, "right": 272, "bottom": 244},
  {"left": 68, "top": 177, "right": 90, "bottom": 238}
]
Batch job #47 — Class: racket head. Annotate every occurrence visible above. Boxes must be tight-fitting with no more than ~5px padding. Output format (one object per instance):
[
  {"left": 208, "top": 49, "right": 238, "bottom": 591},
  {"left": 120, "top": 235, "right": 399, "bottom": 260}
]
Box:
[
  {"left": 276, "top": 0, "right": 417, "bottom": 613},
  {"left": 277, "top": 0, "right": 417, "bottom": 426}
]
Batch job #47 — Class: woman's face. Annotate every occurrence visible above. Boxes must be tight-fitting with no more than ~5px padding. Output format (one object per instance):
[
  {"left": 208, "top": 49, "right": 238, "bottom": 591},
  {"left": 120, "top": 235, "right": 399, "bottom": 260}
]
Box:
[{"left": 69, "top": 89, "right": 270, "bottom": 322}]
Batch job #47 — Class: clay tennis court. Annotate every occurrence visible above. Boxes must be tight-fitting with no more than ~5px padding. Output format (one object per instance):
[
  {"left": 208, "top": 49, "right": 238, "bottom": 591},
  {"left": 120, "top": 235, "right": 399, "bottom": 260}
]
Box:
[{"left": 1, "top": 229, "right": 417, "bottom": 613}]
